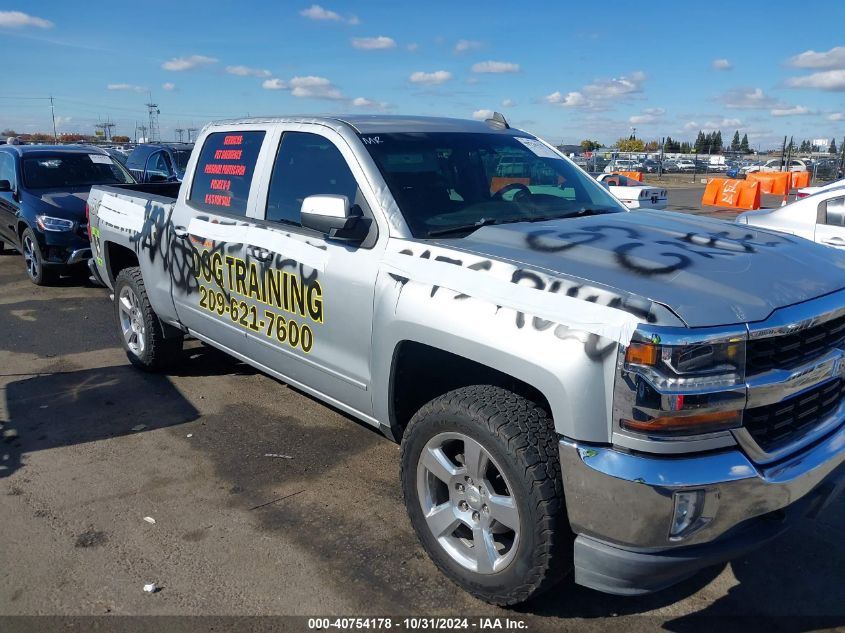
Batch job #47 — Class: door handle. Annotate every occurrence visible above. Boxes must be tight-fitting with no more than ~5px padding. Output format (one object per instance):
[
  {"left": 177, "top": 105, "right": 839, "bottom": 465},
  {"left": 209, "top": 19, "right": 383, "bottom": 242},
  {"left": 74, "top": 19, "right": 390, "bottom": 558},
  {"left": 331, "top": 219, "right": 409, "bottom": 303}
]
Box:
[{"left": 173, "top": 226, "right": 188, "bottom": 239}]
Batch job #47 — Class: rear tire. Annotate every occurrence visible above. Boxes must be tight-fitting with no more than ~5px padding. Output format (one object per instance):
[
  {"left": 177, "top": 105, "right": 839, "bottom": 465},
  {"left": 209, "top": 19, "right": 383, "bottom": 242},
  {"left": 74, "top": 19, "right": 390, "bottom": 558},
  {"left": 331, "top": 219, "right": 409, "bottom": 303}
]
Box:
[
  {"left": 21, "top": 228, "right": 57, "bottom": 286},
  {"left": 114, "top": 267, "right": 183, "bottom": 371},
  {"left": 400, "top": 385, "right": 569, "bottom": 606}
]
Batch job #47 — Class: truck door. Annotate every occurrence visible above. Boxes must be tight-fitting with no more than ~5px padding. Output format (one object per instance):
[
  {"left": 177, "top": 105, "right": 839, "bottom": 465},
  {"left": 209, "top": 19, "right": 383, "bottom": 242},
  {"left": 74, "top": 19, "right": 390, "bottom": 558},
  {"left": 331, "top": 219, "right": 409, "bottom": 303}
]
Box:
[
  {"left": 0, "top": 152, "right": 19, "bottom": 243},
  {"left": 240, "top": 128, "right": 381, "bottom": 418},
  {"left": 168, "top": 128, "right": 271, "bottom": 353}
]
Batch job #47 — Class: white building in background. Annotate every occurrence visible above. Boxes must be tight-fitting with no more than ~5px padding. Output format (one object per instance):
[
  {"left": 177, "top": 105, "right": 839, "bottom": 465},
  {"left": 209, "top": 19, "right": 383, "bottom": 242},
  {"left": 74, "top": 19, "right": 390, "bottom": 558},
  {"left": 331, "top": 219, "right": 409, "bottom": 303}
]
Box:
[{"left": 813, "top": 138, "right": 830, "bottom": 152}]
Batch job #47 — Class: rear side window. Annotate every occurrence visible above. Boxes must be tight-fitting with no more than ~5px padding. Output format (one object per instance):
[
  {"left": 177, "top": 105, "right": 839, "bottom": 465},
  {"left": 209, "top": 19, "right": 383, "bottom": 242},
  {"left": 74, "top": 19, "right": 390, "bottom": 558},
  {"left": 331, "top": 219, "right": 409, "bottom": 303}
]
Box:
[
  {"left": 823, "top": 196, "right": 845, "bottom": 227},
  {"left": 189, "top": 131, "right": 266, "bottom": 215}
]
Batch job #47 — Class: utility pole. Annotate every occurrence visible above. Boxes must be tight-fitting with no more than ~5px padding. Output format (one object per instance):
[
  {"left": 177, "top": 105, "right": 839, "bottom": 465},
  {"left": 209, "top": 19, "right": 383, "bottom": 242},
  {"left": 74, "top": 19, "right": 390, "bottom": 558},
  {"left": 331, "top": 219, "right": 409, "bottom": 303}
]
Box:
[
  {"left": 137, "top": 124, "right": 148, "bottom": 143},
  {"left": 49, "top": 95, "right": 58, "bottom": 142},
  {"left": 175, "top": 128, "right": 184, "bottom": 142},
  {"left": 145, "top": 92, "right": 160, "bottom": 142},
  {"left": 187, "top": 127, "right": 198, "bottom": 142}
]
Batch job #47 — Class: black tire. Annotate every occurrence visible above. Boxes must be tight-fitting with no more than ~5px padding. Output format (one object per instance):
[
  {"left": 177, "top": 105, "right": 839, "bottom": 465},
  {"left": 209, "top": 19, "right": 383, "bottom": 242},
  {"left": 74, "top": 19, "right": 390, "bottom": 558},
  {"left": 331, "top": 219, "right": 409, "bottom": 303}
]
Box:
[
  {"left": 400, "top": 385, "right": 569, "bottom": 606},
  {"left": 114, "top": 267, "right": 183, "bottom": 371},
  {"left": 20, "top": 228, "right": 57, "bottom": 286}
]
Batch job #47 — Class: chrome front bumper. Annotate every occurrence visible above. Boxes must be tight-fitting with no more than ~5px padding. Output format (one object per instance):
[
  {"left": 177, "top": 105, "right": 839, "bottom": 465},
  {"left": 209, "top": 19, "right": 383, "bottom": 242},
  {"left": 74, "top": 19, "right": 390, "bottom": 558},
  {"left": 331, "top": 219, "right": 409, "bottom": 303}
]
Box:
[{"left": 559, "top": 418, "right": 845, "bottom": 551}]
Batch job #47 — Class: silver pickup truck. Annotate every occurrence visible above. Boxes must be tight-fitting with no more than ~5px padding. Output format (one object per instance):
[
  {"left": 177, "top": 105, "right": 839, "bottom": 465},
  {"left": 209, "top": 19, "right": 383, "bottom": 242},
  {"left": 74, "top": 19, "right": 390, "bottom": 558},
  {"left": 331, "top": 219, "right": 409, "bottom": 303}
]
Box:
[{"left": 87, "top": 115, "right": 845, "bottom": 605}]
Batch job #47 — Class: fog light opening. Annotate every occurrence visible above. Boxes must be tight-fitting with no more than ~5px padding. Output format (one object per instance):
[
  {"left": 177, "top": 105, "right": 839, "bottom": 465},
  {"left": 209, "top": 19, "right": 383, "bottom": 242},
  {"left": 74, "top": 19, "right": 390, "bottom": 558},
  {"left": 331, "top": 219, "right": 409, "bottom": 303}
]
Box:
[{"left": 670, "top": 490, "right": 706, "bottom": 541}]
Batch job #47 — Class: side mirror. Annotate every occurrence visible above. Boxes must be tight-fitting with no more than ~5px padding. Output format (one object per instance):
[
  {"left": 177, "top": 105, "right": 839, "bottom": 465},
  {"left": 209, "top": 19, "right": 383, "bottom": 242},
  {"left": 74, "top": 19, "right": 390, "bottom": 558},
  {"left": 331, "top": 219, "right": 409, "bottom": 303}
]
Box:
[
  {"left": 148, "top": 173, "right": 168, "bottom": 183},
  {"left": 0, "top": 179, "right": 11, "bottom": 192},
  {"left": 300, "top": 195, "right": 367, "bottom": 242}
]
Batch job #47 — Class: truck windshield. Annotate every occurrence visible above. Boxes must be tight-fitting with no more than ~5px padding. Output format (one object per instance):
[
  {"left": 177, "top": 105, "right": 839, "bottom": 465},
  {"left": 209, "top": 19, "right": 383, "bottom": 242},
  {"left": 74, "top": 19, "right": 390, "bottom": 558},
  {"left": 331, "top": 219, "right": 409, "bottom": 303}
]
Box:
[
  {"left": 22, "top": 154, "right": 134, "bottom": 189},
  {"left": 360, "top": 132, "right": 624, "bottom": 237}
]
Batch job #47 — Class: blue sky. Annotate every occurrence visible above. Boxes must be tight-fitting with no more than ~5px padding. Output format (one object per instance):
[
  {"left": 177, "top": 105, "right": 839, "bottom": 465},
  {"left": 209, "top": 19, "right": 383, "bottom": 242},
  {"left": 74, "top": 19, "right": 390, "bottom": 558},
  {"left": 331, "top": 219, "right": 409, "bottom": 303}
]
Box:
[{"left": 3, "top": 1, "right": 845, "bottom": 149}]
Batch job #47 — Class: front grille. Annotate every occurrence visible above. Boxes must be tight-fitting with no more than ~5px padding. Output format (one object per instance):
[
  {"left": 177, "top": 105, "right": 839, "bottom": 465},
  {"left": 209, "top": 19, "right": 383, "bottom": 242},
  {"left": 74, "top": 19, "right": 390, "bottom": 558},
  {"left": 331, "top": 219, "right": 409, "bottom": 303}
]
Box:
[
  {"left": 747, "top": 313, "right": 845, "bottom": 374},
  {"left": 745, "top": 378, "right": 845, "bottom": 453}
]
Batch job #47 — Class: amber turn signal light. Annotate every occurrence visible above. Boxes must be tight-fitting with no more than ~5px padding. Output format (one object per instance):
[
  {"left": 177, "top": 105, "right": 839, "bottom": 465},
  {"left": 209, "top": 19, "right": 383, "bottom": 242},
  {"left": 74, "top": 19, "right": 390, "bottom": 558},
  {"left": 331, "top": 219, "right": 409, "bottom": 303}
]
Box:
[
  {"left": 622, "top": 410, "right": 741, "bottom": 434},
  {"left": 625, "top": 342, "right": 658, "bottom": 366}
]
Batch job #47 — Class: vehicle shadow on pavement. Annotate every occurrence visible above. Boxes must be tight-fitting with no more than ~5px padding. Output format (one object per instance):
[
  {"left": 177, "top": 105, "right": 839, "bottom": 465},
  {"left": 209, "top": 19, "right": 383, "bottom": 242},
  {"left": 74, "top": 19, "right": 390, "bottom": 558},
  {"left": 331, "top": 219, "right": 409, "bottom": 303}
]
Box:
[
  {"left": 0, "top": 365, "right": 200, "bottom": 480},
  {"left": 520, "top": 500, "right": 845, "bottom": 629}
]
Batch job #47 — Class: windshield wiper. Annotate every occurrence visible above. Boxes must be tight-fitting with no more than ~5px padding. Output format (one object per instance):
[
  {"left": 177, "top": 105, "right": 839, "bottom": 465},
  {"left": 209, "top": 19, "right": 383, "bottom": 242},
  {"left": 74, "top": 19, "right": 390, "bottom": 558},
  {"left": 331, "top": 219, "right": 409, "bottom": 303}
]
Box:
[{"left": 427, "top": 218, "right": 500, "bottom": 237}]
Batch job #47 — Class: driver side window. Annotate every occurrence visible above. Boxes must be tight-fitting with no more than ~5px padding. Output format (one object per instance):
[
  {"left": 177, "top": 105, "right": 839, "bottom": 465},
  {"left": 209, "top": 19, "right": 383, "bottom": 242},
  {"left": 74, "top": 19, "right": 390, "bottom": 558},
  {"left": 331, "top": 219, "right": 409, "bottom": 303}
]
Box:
[{"left": 0, "top": 153, "right": 15, "bottom": 188}]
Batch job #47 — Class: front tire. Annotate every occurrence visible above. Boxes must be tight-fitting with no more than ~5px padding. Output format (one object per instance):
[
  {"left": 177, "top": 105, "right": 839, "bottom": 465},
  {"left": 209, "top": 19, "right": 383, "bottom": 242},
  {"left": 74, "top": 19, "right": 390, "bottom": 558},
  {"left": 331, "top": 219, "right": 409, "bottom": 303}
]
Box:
[
  {"left": 114, "top": 267, "right": 183, "bottom": 371},
  {"left": 21, "top": 228, "right": 57, "bottom": 286},
  {"left": 400, "top": 385, "right": 569, "bottom": 606}
]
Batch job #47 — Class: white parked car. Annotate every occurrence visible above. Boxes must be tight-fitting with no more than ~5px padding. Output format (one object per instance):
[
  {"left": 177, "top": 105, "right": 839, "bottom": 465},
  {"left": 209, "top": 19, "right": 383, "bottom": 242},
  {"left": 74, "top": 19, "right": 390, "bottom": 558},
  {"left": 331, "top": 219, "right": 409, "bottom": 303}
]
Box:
[
  {"left": 737, "top": 186, "right": 845, "bottom": 249},
  {"left": 603, "top": 159, "right": 637, "bottom": 173},
  {"left": 743, "top": 158, "right": 808, "bottom": 174},
  {"left": 796, "top": 177, "right": 845, "bottom": 200},
  {"left": 594, "top": 173, "right": 668, "bottom": 209},
  {"left": 674, "top": 159, "right": 696, "bottom": 172}
]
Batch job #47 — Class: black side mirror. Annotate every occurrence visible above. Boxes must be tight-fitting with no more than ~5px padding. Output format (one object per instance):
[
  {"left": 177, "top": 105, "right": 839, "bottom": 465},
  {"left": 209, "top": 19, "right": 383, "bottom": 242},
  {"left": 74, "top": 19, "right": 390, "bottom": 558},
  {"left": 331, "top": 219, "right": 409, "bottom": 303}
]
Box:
[
  {"left": 300, "top": 195, "right": 368, "bottom": 242},
  {"left": 0, "top": 179, "right": 11, "bottom": 192}
]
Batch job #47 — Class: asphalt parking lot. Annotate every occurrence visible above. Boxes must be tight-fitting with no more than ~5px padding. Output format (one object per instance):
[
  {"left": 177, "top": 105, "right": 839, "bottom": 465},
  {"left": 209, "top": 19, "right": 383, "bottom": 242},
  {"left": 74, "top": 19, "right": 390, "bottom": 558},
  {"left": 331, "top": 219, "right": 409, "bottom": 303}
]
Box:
[{"left": 1, "top": 197, "right": 844, "bottom": 631}]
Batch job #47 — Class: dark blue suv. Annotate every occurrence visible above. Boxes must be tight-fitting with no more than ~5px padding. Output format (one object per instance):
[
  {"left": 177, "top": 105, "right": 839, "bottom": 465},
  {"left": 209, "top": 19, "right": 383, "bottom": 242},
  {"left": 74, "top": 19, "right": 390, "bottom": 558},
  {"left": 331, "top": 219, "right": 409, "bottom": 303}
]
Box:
[
  {"left": 124, "top": 142, "right": 193, "bottom": 183},
  {"left": 0, "top": 145, "right": 135, "bottom": 285}
]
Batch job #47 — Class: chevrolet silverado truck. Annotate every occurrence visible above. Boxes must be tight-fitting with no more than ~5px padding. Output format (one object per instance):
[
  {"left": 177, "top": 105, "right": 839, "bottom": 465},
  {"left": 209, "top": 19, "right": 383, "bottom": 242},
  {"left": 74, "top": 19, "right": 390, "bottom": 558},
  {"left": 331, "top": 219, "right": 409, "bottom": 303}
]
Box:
[{"left": 86, "top": 115, "right": 845, "bottom": 605}]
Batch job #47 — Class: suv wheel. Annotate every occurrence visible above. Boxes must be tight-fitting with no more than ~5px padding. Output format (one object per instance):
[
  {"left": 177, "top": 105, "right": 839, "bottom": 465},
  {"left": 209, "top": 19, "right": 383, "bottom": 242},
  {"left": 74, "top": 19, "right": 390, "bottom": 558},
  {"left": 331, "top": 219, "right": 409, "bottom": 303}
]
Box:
[
  {"left": 400, "top": 385, "right": 569, "bottom": 605},
  {"left": 21, "top": 228, "right": 57, "bottom": 286},
  {"left": 114, "top": 267, "right": 183, "bottom": 371}
]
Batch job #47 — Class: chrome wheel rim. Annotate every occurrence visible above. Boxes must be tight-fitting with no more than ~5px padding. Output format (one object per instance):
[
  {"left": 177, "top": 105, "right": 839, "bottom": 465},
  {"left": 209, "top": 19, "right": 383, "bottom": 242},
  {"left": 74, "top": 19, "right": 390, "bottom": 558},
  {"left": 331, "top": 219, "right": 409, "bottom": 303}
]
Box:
[
  {"left": 118, "top": 286, "right": 145, "bottom": 355},
  {"left": 416, "top": 432, "right": 520, "bottom": 574},
  {"left": 22, "top": 234, "right": 39, "bottom": 280}
]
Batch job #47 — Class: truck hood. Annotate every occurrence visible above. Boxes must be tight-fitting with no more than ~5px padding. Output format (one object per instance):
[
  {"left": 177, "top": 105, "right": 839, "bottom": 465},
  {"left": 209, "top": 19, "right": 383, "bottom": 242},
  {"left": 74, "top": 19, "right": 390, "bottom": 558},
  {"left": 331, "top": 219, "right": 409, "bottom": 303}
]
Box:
[{"left": 449, "top": 210, "right": 845, "bottom": 327}]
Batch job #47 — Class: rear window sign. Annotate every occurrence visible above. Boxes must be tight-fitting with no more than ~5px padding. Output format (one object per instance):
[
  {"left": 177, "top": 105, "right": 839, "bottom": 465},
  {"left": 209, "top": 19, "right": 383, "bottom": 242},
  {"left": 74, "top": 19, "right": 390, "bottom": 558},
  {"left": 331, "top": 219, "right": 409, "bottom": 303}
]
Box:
[
  {"left": 189, "top": 131, "right": 266, "bottom": 215},
  {"left": 88, "top": 154, "right": 112, "bottom": 164},
  {"left": 514, "top": 137, "right": 560, "bottom": 159}
]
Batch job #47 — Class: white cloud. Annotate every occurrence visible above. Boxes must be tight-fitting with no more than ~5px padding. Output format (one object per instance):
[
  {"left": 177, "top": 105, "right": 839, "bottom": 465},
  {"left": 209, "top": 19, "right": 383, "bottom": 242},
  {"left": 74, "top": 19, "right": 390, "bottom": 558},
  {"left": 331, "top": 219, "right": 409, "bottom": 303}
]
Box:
[
  {"left": 628, "top": 108, "right": 665, "bottom": 124},
  {"left": 472, "top": 109, "right": 495, "bottom": 120},
  {"left": 107, "top": 83, "right": 146, "bottom": 93},
  {"left": 546, "top": 71, "right": 646, "bottom": 110},
  {"left": 719, "top": 87, "right": 777, "bottom": 109},
  {"left": 787, "top": 46, "right": 845, "bottom": 69},
  {"left": 54, "top": 116, "right": 72, "bottom": 126},
  {"left": 545, "top": 91, "right": 589, "bottom": 107},
  {"left": 471, "top": 60, "right": 520, "bottom": 74},
  {"left": 300, "top": 4, "right": 358, "bottom": 25},
  {"left": 351, "top": 36, "right": 395, "bottom": 49},
  {"left": 454, "top": 39, "right": 482, "bottom": 53},
  {"left": 829, "top": 113, "right": 845, "bottom": 121},
  {"left": 502, "top": 98, "right": 516, "bottom": 107},
  {"left": 409, "top": 70, "right": 452, "bottom": 85},
  {"left": 352, "top": 97, "right": 388, "bottom": 110},
  {"left": 290, "top": 75, "right": 343, "bottom": 99},
  {"left": 262, "top": 78, "right": 288, "bottom": 90},
  {"left": 407, "top": 42, "right": 418, "bottom": 52},
  {"left": 161, "top": 55, "right": 217, "bottom": 71},
  {"left": 683, "top": 118, "right": 742, "bottom": 131},
  {"left": 712, "top": 58, "right": 733, "bottom": 70},
  {"left": 785, "top": 69, "right": 845, "bottom": 91},
  {"left": 771, "top": 105, "right": 814, "bottom": 116},
  {"left": 0, "top": 11, "right": 53, "bottom": 28},
  {"left": 226, "top": 65, "right": 272, "bottom": 77},
  {"left": 162, "top": 82, "right": 176, "bottom": 91}
]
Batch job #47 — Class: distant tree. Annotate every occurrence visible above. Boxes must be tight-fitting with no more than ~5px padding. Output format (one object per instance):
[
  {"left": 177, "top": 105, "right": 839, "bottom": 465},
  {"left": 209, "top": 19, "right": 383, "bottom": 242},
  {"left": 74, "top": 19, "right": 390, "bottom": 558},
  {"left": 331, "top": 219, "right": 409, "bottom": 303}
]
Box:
[
  {"left": 731, "top": 131, "right": 741, "bottom": 151},
  {"left": 111, "top": 135, "right": 131, "bottom": 143},
  {"left": 831, "top": 139, "right": 838, "bottom": 154},
  {"left": 680, "top": 141, "right": 692, "bottom": 153},
  {"left": 712, "top": 131, "right": 723, "bottom": 153},
  {"left": 1, "top": 129, "right": 18, "bottom": 137},
  {"left": 693, "top": 131, "right": 705, "bottom": 152},
  {"left": 579, "top": 139, "right": 602, "bottom": 152},
  {"left": 740, "top": 133, "right": 750, "bottom": 154},
  {"left": 616, "top": 138, "right": 645, "bottom": 152},
  {"left": 644, "top": 140, "right": 659, "bottom": 151}
]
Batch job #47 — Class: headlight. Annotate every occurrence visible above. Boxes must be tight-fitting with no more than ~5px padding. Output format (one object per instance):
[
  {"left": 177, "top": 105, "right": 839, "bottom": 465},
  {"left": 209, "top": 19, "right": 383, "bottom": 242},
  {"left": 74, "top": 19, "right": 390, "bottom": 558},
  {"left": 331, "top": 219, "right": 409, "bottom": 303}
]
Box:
[
  {"left": 36, "top": 215, "right": 75, "bottom": 232},
  {"left": 624, "top": 338, "right": 745, "bottom": 390},
  {"left": 619, "top": 336, "right": 746, "bottom": 436}
]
